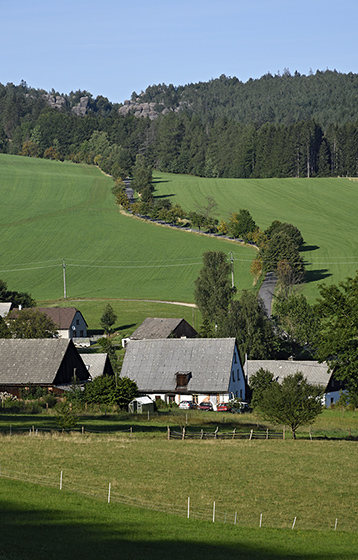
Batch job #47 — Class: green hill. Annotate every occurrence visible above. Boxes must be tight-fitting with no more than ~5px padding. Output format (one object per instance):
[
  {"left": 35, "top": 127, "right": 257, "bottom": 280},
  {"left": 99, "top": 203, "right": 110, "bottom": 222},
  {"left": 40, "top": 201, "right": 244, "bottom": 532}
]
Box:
[
  {"left": 152, "top": 173, "right": 358, "bottom": 302},
  {"left": 0, "top": 155, "right": 255, "bottom": 303}
]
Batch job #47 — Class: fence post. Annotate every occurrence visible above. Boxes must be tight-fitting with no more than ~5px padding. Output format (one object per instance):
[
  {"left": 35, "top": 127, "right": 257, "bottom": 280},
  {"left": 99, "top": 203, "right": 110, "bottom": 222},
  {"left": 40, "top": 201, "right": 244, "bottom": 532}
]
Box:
[
  {"left": 200, "top": 429, "right": 204, "bottom": 440},
  {"left": 266, "top": 428, "right": 269, "bottom": 440},
  {"left": 147, "top": 411, "right": 150, "bottom": 421},
  {"left": 259, "top": 513, "right": 262, "bottom": 527},
  {"left": 108, "top": 483, "right": 111, "bottom": 504},
  {"left": 213, "top": 501, "right": 216, "bottom": 523},
  {"left": 249, "top": 429, "right": 253, "bottom": 441},
  {"left": 29, "top": 429, "right": 31, "bottom": 436},
  {"left": 182, "top": 427, "right": 185, "bottom": 440},
  {"left": 215, "top": 427, "right": 219, "bottom": 439},
  {"left": 82, "top": 426, "right": 84, "bottom": 437},
  {"left": 60, "top": 471, "right": 63, "bottom": 490},
  {"left": 32, "top": 425, "right": 35, "bottom": 435},
  {"left": 167, "top": 426, "right": 170, "bottom": 440},
  {"left": 234, "top": 511, "right": 237, "bottom": 525},
  {"left": 187, "top": 497, "right": 190, "bottom": 519},
  {"left": 232, "top": 428, "right": 236, "bottom": 439},
  {"left": 334, "top": 518, "right": 338, "bottom": 531},
  {"left": 283, "top": 427, "right": 285, "bottom": 440},
  {"left": 292, "top": 517, "right": 297, "bottom": 529},
  {"left": 9, "top": 425, "right": 12, "bottom": 436},
  {"left": 130, "top": 427, "right": 133, "bottom": 438}
]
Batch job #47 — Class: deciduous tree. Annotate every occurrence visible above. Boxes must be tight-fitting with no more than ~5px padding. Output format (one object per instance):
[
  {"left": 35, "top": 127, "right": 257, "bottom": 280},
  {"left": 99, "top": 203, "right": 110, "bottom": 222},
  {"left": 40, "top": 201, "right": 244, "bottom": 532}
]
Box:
[{"left": 100, "top": 304, "right": 117, "bottom": 335}]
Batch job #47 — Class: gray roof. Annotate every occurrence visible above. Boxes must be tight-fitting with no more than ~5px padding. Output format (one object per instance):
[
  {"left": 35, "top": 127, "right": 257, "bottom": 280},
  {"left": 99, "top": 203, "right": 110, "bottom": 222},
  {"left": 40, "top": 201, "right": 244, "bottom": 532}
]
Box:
[
  {"left": 121, "top": 338, "right": 236, "bottom": 393},
  {"left": 245, "top": 360, "right": 331, "bottom": 388},
  {"left": 0, "top": 338, "right": 76, "bottom": 385},
  {"left": 130, "top": 318, "right": 191, "bottom": 340},
  {"left": 0, "top": 303, "right": 11, "bottom": 318},
  {"left": 82, "top": 354, "right": 109, "bottom": 379}
]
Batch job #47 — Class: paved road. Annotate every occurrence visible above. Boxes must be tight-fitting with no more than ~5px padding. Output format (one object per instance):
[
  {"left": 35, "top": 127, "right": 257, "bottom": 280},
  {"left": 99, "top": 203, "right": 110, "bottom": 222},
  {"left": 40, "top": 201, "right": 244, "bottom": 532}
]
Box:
[{"left": 258, "top": 272, "right": 277, "bottom": 317}]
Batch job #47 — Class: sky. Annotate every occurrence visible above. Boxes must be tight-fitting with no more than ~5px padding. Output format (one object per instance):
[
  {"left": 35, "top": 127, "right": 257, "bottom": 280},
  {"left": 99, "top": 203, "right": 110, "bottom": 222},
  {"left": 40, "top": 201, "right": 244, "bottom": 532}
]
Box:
[{"left": 1, "top": 0, "right": 357, "bottom": 104}]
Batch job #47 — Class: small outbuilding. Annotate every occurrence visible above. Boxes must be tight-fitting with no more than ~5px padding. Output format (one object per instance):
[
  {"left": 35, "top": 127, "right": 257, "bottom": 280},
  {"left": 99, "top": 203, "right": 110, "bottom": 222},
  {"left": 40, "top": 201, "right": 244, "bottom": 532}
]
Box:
[
  {"left": 81, "top": 353, "right": 114, "bottom": 379},
  {"left": 128, "top": 396, "right": 155, "bottom": 414}
]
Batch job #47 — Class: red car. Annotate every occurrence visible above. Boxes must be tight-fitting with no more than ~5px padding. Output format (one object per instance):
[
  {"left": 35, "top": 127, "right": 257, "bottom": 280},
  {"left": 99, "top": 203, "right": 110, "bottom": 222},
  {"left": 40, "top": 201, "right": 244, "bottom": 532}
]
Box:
[
  {"left": 217, "top": 402, "right": 232, "bottom": 412},
  {"left": 199, "top": 401, "right": 213, "bottom": 411}
]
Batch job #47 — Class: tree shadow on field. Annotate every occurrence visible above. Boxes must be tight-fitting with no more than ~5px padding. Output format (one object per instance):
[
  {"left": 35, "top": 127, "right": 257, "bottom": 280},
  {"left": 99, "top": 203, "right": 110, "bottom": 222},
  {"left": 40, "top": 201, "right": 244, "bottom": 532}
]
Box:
[
  {"left": 305, "top": 268, "right": 331, "bottom": 282},
  {"left": 0, "top": 492, "right": 355, "bottom": 560},
  {"left": 153, "top": 193, "right": 176, "bottom": 199},
  {"left": 300, "top": 244, "right": 320, "bottom": 252}
]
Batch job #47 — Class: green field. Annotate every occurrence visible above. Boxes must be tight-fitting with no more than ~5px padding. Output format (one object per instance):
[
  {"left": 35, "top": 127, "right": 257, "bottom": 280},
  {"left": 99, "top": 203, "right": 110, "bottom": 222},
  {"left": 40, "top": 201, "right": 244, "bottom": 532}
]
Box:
[
  {"left": 153, "top": 173, "right": 358, "bottom": 301},
  {"left": 0, "top": 155, "right": 255, "bottom": 304},
  {"left": 2, "top": 155, "right": 358, "bottom": 307},
  {"left": 1, "top": 421, "right": 358, "bottom": 559}
]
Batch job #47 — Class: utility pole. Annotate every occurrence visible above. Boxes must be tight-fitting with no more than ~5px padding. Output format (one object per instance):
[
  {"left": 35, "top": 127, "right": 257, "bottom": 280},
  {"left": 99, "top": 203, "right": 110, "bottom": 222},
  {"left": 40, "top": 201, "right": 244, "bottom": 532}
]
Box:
[
  {"left": 230, "top": 251, "right": 234, "bottom": 288},
  {"left": 63, "top": 259, "right": 67, "bottom": 299}
]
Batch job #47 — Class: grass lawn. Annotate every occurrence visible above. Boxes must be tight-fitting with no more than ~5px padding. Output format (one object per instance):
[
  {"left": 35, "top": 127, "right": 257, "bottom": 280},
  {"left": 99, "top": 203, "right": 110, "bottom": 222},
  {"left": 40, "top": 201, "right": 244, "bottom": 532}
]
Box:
[{"left": 1, "top": 478, "right": 357, "bottom": 560}]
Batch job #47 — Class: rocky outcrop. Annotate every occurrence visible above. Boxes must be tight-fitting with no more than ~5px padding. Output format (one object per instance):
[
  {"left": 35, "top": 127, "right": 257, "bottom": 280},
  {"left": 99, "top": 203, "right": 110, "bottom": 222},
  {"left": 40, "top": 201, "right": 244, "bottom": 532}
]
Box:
[
  {"left": 43, "top": 93, "right": 66, "bottom": 110},
  {"left": 72, "top": 96, "right": 89, "bottom": 116},
  {"left": 43, "top": 94, "right": 89, "bottom": 116}
]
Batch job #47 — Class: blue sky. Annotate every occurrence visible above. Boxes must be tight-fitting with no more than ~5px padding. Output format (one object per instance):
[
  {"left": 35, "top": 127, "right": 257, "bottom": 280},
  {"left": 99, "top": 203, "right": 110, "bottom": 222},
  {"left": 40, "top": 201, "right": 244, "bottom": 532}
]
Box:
[{"left": 1, "top": 0, "right": 357, "bottom": 103}]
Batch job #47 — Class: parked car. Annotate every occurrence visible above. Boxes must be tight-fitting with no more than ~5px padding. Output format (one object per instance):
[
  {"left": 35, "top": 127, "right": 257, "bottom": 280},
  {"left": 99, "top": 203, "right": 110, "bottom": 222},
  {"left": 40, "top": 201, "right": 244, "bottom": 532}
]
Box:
[
  {"left": 217, "top": 402, "right": 232, "bottom": 412},
  {"left": 178, "top": 401, "right": 191, "bottom": 410},
  {"left": 231, "top": 401, "right": 252, "bottom": 414},
  {"left": 199, "top": 401, "right": 213, "bottom": 411}
]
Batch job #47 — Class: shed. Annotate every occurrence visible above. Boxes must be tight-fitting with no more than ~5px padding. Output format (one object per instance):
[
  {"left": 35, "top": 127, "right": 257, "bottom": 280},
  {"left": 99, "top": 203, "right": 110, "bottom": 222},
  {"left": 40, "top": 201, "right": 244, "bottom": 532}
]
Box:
[{"left": 128, "top": 396, "right": 155, "bottom": 414}]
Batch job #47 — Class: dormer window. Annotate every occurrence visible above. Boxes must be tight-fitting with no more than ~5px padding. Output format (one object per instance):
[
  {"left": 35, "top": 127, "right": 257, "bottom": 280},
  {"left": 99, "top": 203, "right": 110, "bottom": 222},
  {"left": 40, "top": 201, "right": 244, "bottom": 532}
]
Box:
[{"left": 175, "top": 371, "right": 192, "bottom": 390}]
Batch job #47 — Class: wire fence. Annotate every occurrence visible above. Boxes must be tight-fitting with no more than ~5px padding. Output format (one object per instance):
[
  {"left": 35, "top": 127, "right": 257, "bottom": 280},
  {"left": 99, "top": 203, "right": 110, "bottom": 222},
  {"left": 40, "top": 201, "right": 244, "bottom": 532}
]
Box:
[{"left": 0, "top": 464, "right": 350, "bottom": 532}]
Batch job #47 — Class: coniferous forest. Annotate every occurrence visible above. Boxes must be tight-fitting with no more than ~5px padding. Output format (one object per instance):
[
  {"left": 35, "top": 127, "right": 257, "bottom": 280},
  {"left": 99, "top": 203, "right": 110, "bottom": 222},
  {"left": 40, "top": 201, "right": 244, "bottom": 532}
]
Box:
[{"left": 1, "top": 70, "right": 358, "bottom": 178}]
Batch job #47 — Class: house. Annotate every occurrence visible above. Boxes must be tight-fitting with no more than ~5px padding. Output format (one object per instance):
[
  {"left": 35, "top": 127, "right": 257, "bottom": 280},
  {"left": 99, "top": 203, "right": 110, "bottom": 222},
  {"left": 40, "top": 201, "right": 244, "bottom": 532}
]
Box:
[
  {"left": 244, "top": 359, "right": 344, "bottom": 407},
  {"left": 130, "top": 317, "right": 198, "bottom": 340},
  {"left": 0, "top": 338, "right": 90, "bottom": 397},
  {"left": 0, "top": 303, "right": 11, "bottom": 318},
  {"left": 10, "top": 307, "right": 88, "bottom": 339},
  {"left": 121, "top": 338, "right": 246, "bottom": 408},
  {"left": 81, "top": 353, "right": 114, "bottom": 379}
]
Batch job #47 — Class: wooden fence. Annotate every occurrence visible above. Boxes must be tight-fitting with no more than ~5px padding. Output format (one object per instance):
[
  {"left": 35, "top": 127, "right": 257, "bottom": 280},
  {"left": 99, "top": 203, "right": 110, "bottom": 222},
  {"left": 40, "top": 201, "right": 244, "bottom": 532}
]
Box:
[{"left": 167, "top": 427, "right": 285, "bottom": 440}]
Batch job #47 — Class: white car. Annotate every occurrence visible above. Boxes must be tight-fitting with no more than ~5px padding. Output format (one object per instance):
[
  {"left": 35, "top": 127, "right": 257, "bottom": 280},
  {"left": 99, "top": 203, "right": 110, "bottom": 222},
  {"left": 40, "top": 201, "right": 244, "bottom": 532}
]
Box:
[{"left": 178, "top": 401, "right": 191, "bottom": 409}]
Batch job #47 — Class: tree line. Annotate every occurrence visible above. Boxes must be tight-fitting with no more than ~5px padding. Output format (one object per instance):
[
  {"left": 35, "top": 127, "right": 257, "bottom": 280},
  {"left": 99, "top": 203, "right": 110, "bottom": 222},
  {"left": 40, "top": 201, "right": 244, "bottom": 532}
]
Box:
[{"left": 1, "top": 79, "right": 358, "bottom": 178}]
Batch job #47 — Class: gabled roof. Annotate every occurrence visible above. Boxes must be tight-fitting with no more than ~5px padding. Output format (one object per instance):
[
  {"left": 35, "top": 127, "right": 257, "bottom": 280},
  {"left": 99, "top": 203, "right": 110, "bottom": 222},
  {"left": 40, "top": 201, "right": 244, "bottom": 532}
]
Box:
[
  {"left": 121, "top": 338, "right": 237, "bottom": 393},
  {"left": 81, "top": 353, "right": 113, "bottom": 379},
  {"left": 0, "top": 302, "right": 11, "bottom": 318},
  {"left": 0, "top": 338, "right": 85, "bottom": 385},
  {"left": 130, "top": 318, "right": 195, "bottom": 340},
  {"left": 245, "top": 360, "right": 331, "bottom": 388},
  {"left": 10, "top": 307, "right": 87, "bottom": 329}
]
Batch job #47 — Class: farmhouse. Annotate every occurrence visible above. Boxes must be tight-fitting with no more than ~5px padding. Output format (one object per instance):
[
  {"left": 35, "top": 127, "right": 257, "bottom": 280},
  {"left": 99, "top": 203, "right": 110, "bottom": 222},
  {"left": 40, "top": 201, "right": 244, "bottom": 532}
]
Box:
[
  {"left": 121, "top": 337, "right": 245, "bottom": 408},
  {"left": 11, "top": 307, "right": 88, "bottom": 339},
  {"left": 244, "top": 359, "right": 343, "bottom": 407},
  {"left": 0, "top": 338, "right": 89, "bottom": 397},
  {"left": 129, "top": 317, "right": 198, "bottom": 340}
]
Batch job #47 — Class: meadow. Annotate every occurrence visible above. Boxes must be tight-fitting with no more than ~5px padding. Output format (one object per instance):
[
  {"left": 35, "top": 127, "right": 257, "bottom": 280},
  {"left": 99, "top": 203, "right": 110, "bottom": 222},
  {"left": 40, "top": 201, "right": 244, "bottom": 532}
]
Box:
[
  {"left": 1, "top": 415, "right": 358, "bottom": 559},
  {"left": 0, "top": 155, "right": 255, "bottom": 304}
]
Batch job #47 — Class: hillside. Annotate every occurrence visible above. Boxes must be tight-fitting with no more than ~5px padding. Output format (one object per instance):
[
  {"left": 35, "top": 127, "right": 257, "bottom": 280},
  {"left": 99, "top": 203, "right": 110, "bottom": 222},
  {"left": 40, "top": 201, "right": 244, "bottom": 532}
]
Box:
[{"left": 0, "top": 155, "right": 255, "bottom": 303}]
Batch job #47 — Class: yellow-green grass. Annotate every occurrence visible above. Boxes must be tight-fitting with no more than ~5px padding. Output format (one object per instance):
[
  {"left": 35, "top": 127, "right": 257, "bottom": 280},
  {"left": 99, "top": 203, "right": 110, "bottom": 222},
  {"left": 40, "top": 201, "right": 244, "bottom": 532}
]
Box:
[
  {"left": 153, "top": 173, "right": 358, "bottom": 301},
  {"left": 0, "top": 155, "right": 255, "bottom": 303},
  {"left": 1, "top": 479, "right": 357, "bottom": 560},
  {"left": 1, "top": 432, "right": 358, "bottom": 536},
  {"left": 36, "top": 298, "right": 199, "bottom": 339}
]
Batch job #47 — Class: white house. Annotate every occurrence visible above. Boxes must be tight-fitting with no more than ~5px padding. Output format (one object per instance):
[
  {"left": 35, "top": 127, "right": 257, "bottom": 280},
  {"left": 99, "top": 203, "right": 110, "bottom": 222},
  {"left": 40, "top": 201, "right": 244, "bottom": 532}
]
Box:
[
  {"left": 244, "top": 359, "right": 344, "bottom": 407},
  {"left": 121, "top": 338, "right": 246, "bottom": 409}
]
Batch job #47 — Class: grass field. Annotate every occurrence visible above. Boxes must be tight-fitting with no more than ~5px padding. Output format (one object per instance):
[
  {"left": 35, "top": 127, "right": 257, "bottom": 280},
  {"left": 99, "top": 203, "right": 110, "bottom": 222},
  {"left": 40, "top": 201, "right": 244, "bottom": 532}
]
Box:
[
  {"left": 0, "top": 155, "right": 255, "bottom": 304},
  {"left": 152, "top": 173, "right": 358, "bottom": 301},
  {"left": 2, "top": 478, "right": 358, "bottom": 560}
]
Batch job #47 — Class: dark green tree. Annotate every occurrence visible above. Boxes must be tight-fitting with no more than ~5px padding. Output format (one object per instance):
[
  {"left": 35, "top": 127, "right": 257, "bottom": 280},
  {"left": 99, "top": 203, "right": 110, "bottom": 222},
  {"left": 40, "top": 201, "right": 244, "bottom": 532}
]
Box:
[
  {"left": 254, "top": 372, "right": 324, "bottom": 438},
  {"left": 194, "top": 251, "right": 234, "bottom": 324},
  {"left": 248, "top": 368, "right": 274, "bottom": 408},
  {"left": 55, "top": 400, "right": 78, "bottom": 431},
  {"left": 10, "top": 309, "right": 57, "bottom": 338},
  {"left": 84, "top": 374, "right": 116, "bottom": 405},
  {"left": 114, "top": 377, "right": 138, "bottom": 409},
  {"left": 314, "top": 273, "right": 358, "bottom": 397},
  {"left": 260, "top": 231, "right": 305, "bottom": 282},
  {"left": 218, "top": 290, "right": 280, "bottom": 362},
  {"left": 228, "top": 209, "right": 256, "bottom": 239},
  {"left": 100, "top": 303, "right": 117, "bottom": 335}
]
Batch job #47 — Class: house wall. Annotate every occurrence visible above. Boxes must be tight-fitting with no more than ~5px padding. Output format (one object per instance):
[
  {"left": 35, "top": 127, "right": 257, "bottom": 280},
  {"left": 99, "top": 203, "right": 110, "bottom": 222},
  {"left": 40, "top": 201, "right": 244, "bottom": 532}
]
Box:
[
  {"left": 69, "top": 311, "right": 87, "bottom": 338},
  {"left": 228, "top": 346, "right": 246, "bottom": 400},
  {"left": 325, "top": 390, "right": 343, "bottom": 407}
]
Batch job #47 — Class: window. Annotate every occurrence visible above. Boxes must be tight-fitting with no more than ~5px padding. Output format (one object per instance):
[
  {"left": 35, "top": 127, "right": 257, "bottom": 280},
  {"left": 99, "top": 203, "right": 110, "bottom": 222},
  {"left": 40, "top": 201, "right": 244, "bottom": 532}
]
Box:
[
  {"left": 80, "top": 330, "right": 84, "bottom": 337},
  {"left": 240, "top": 389, "right": 242, "bottom": 398},
  {"left": 232, "top": 370, "right": 235, "bottom": 382},
  {"left": 175, "top": 371, "right": 191, "bottom": 389},
  {"left": 234, "top": 352, "right": 237, "bottom": 364},
  {"left": 76, "top": 319, "right": 80, "bottom": 326}
]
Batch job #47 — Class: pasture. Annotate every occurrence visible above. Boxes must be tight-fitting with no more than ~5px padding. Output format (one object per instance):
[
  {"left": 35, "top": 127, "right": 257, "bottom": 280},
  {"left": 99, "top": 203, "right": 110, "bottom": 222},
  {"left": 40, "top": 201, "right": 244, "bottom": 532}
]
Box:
[
  {"left": 153, "top": 173, "right": 358, "bottom": 301},
  {"left": 0, "top": 155, "right": 255, "bottom": 304},
  {"left": 1, "top": 422, "right": 358, "bottom": 559}
]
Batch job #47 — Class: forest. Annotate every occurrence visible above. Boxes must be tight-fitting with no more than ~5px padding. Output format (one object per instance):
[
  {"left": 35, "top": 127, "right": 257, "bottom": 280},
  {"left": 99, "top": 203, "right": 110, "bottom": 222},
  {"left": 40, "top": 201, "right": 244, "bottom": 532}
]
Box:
[{"left": 0, "top": 70, "right": 358, "bottom": 178}]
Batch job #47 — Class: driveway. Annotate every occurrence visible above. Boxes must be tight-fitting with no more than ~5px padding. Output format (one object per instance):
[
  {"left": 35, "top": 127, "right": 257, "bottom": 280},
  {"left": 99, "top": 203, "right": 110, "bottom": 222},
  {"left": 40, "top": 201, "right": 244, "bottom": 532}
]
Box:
[{"left": 258, "top": 272, "right": 277, "bottom": 317}]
